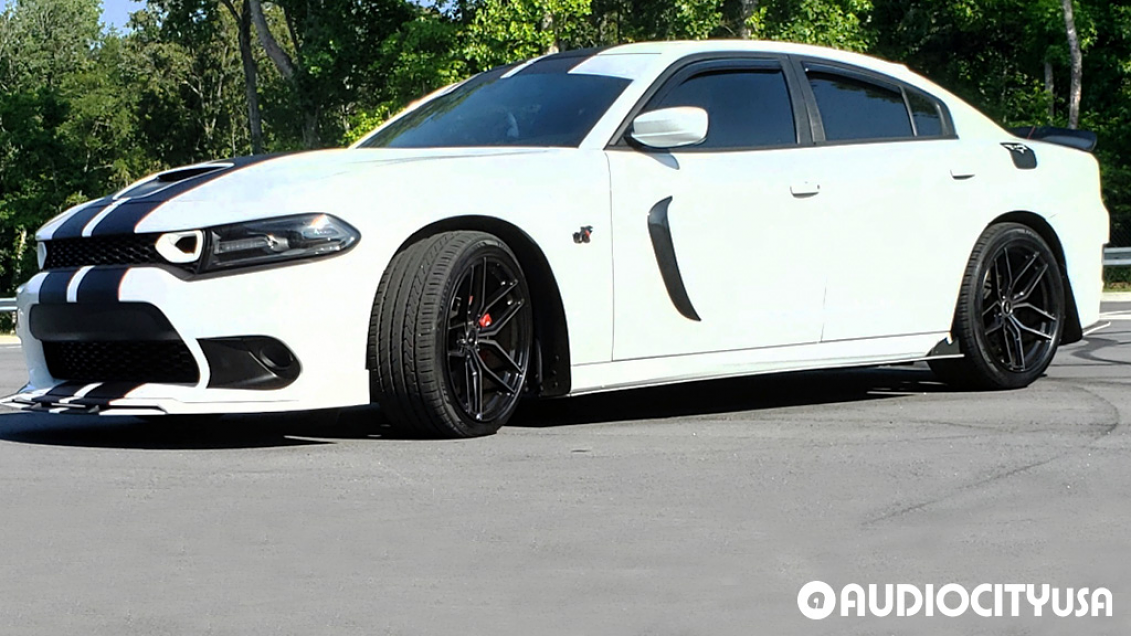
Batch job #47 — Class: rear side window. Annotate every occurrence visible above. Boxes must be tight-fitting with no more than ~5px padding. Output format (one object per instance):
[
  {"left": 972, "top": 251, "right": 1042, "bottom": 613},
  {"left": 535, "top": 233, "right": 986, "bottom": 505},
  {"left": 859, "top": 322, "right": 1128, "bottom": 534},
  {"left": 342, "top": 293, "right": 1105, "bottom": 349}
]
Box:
[
  {"left": 808, "top": 71, "right": 913, "bottom": 142},
  {"left": 646, "top": 69, "right": 796, "bottom": 149},
  {"left": 908, "top": 91, "right": 944, "bottom": 137}
]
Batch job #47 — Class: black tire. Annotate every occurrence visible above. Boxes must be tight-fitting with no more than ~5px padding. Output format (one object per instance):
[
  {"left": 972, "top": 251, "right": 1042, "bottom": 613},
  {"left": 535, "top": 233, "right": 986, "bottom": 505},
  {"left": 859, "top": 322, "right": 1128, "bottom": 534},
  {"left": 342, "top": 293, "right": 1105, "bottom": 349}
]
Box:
[
  {"left": 370, "top": 231, "right": 533, "bottom": 438},
  {"left": 930, "top": 222, "right": 1065, "bottom": 390}
]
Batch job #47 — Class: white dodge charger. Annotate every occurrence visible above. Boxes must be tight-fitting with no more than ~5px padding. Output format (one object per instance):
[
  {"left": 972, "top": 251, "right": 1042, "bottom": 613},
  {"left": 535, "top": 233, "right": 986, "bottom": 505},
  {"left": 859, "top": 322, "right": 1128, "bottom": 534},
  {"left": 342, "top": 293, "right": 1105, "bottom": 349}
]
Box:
[{"left": 5, "top": 41, "right": 1109, "bottom": 437}]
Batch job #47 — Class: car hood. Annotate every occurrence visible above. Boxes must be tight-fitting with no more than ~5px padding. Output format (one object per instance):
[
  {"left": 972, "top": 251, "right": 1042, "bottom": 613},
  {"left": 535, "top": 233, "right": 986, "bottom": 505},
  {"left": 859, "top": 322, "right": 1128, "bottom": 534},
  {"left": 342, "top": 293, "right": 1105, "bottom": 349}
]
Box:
[{"left": 38, "top": 148, "right": 560, "bottom": 240}]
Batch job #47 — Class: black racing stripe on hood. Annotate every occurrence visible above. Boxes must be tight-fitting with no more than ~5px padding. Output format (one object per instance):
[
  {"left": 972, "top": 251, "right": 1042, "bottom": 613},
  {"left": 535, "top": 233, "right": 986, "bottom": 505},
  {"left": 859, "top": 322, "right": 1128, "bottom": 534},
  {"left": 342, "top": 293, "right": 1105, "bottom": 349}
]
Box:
[
  {"left": 39, "top": 269, "right": 76, "bottom": 304},
  {"left": 75, "top": 266, "right": 129, "bottom": 303},
  {"left": 89, "top": 200, "right": 172, "bottom": 236},
  {"left": 88, "top": 154, "right": 287, "bottom": 237},
  {"left": 50, "top": 199, "right": 110, "bottom": 240},
  {"left": 518, "top": 47, "right": 611, "bottom": 75}
]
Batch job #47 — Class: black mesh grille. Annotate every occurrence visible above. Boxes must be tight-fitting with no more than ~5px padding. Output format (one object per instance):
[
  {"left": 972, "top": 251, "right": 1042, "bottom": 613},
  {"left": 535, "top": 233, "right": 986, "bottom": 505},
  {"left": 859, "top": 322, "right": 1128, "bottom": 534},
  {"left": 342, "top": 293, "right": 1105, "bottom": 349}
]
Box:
[
  {"left": 43, "top": 340, "right": 200, "bottom": 384},
  {"left": 43, "top": 234, "right": 197, "bottom": 272}
]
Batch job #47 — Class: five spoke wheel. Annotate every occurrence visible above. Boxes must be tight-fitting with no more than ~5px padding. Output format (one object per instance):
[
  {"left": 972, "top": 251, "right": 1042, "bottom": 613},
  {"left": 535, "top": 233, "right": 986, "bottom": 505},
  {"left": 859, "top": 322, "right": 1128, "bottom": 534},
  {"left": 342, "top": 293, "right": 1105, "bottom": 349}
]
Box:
[
  {"left": 447, "top": 256, "right": 530, "bottom": 423},
  {"left": 980, "top": 245, "right": 1060, "bottom": 373}
]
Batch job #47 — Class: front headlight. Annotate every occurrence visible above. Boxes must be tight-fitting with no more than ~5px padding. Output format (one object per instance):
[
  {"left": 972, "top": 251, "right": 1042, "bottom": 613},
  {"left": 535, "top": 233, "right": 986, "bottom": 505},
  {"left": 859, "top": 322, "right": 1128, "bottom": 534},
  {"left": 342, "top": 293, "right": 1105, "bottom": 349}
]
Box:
[{"left": 202, "top": 213, "right": 360, "bottom": 271}]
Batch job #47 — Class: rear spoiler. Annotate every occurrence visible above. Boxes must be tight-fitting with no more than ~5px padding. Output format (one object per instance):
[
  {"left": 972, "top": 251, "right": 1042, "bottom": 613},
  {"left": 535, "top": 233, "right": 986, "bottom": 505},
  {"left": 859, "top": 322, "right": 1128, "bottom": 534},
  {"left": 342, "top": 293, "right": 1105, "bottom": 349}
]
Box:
[{"left": 1010, "top": 126, "right": 1097, "bottom": 153}]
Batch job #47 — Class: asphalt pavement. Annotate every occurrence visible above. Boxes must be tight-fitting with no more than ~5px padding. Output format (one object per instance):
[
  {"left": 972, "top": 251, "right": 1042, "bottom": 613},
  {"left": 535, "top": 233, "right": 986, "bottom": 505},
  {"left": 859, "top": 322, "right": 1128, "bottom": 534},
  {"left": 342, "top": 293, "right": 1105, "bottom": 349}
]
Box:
[{"left": 0, "top": 305, "right": 1128, "bottom": 635}]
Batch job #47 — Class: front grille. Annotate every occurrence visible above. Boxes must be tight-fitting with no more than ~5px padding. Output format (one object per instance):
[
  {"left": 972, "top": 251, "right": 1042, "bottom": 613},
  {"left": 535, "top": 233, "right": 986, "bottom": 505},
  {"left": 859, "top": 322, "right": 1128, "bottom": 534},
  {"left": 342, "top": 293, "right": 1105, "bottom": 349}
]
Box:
[
  {"left": 42, "top": 340, "right": 200, "bottom": 384},
  {"left": 43, "top": 233, "right": 197, "bottom": 273}
]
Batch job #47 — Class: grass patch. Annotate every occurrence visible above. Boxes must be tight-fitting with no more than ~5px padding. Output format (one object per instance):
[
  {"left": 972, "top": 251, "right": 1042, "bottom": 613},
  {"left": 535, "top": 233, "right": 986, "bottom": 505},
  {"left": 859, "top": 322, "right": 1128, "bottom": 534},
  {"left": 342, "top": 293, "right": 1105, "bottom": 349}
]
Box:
[{"left": 1105, "top": 265, "right": 1131, "bottom": 290}]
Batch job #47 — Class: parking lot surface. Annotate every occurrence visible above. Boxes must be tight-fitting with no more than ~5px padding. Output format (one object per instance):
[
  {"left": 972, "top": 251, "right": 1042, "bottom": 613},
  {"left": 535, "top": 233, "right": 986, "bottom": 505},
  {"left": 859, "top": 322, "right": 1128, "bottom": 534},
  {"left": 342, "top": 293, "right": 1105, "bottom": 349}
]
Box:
[{"left": 0, "top": 305, "right": 1128, "bottom": 635}]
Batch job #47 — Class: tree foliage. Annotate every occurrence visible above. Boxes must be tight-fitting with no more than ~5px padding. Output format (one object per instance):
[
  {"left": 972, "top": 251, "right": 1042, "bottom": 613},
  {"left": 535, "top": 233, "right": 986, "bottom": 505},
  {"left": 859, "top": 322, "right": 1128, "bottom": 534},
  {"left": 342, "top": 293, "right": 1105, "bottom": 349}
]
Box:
[{"left": 0, "top": 0, "right": 1128, "bottom": 300}]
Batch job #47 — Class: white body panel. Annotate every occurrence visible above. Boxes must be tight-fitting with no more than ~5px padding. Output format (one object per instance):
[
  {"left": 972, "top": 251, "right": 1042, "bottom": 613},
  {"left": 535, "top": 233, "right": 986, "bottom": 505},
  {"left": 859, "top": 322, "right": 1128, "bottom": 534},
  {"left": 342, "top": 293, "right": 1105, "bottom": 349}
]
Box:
[
  {"left": 607, "top": 147, "right": 826, "bottom": 359},
  {"left": 5, "top": 41, "right": 1108, "bottom": 416}
]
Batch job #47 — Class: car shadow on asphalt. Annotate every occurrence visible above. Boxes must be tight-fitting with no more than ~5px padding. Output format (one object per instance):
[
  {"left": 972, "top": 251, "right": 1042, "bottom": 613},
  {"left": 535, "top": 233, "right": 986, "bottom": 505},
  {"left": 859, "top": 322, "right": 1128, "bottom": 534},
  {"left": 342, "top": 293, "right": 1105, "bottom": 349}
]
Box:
[
  {"left": 510, "top": 365, "right": 949, "bottom": 428},
  {"left": 0, "top": 365, "right": 948, "bottom": 449},
  {"left": 0, "top": 409, "right": 367, "bottom": 450}
]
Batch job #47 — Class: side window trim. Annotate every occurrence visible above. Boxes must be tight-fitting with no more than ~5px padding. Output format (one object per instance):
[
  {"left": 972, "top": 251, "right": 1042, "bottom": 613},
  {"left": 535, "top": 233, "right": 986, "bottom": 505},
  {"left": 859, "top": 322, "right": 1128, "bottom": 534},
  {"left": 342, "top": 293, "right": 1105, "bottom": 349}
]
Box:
[
  {"left": 605, "top": 53, "right": 813, "bottom": 151},
  {"left": 906, "top": 88, "right": 947, "bottom": 137},
  {"left": 903, "top": 89, "right": 920, "bottom": 137},
  {"left": 789, "top": 56, "right": 956, "bottom": 146}
]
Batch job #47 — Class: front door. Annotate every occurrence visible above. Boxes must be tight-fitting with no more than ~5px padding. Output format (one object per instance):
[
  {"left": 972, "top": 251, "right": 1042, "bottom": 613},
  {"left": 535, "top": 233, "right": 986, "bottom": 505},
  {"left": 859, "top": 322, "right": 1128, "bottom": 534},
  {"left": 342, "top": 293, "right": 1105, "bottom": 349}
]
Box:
[{"left": 607, "top": 59, "right": 828, "bottom": 361}]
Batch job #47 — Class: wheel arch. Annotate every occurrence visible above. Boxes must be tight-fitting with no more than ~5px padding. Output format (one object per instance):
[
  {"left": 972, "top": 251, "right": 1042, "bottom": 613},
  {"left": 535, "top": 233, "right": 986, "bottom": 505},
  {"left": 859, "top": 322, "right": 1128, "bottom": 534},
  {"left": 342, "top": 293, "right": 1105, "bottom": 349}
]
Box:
[
  {"left": 988, "top": 211, "right": 1083, "bottom": 344},
  {"left": 389, "top": 216, "right": 572, "bottom": 397}
]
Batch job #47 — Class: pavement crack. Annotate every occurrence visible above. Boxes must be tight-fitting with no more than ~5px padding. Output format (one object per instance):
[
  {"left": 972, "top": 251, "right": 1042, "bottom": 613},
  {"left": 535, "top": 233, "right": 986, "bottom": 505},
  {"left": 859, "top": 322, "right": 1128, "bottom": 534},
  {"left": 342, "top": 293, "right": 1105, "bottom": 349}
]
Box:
[
  {"left": 863, "top": 454, "right": 1066, "bottom": 526},
  {"left": 864, "top": 378, "right": 1124, "bottom": 527}
]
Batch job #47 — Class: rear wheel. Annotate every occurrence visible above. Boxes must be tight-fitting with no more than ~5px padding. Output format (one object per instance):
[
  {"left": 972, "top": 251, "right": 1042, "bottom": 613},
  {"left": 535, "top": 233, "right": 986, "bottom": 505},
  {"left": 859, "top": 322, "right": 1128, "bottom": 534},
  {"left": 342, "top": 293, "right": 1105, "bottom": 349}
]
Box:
[
  {"left": 930, "top": 223, "right": 1065, "bottom": 390},
  {"left": 370, "top": 232, "right": 533, "bottom": 438}
]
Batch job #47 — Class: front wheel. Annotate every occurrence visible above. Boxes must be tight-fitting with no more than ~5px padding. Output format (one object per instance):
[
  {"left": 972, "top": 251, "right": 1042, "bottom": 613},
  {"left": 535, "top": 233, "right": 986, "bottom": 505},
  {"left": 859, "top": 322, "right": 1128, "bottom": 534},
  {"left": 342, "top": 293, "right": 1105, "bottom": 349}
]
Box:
[
  {"left": 370, "top": 231, "right": 533, "bottom": 438},
  {"left": 930, "top": 222, "right": 1065, "bottom": 390}
]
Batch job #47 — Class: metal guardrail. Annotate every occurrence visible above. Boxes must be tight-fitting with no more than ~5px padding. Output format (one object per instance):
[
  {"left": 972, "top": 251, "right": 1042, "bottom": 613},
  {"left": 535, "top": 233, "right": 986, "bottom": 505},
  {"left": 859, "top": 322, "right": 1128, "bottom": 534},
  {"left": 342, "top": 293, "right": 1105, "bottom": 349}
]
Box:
[
  {"left": 1104, "top": 247, "right": 1131, "bottom": 267},
  {"left": 0, "top": 298, "right": 14, "bottom": 313}
]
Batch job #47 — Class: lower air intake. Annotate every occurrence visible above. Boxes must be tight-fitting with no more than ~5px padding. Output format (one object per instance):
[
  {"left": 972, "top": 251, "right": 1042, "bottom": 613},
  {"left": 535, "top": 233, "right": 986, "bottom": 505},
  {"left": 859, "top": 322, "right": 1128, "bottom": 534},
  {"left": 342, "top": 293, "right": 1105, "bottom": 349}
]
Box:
[{"left": 42, "top": 340, "right": 200, "bottom": 384}]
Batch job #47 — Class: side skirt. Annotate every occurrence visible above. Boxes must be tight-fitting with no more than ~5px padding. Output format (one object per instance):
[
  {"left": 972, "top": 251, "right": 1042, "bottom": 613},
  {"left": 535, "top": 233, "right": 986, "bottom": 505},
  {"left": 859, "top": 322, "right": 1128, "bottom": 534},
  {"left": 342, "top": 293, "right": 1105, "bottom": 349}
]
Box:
[{"left": 567, "top": 331, "right": 960, "bottom": 395}]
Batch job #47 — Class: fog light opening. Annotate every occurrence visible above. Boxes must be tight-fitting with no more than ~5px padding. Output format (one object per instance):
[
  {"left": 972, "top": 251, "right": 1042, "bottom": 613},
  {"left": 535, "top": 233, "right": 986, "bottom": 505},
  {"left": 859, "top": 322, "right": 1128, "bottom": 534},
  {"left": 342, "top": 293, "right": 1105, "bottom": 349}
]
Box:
[
  {"left": 258, "top": 342, "right": 295, "bottom": 371},
  {"left": 199, "top": 336, "right": 301, "bottom": 390}
]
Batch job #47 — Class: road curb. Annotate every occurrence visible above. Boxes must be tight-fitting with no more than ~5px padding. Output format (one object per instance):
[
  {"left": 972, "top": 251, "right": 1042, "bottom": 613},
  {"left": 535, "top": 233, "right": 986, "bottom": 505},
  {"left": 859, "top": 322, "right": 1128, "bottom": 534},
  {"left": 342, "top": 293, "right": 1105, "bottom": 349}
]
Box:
[{"left": 1103, "top": 291, "right": 1131, "bottom": 302}]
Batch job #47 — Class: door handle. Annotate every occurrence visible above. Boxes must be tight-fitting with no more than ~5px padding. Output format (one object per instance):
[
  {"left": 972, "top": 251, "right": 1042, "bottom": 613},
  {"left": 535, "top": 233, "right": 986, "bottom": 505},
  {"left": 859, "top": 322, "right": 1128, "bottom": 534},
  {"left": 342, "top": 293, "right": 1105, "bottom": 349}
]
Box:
[
  {"left": 790, "top": 181, "right": 821, "bottom": 198},
  {"left": 950, "top": 168, "right": 976, "bottom": 180}
]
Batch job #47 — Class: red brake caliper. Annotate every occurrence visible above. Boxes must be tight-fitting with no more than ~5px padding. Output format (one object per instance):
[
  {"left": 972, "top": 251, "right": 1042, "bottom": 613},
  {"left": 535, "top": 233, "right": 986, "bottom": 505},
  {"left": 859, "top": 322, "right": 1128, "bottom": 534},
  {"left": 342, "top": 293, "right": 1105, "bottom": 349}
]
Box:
[{"left": 478, "top": 313, "right": 493, "bottom": 329}]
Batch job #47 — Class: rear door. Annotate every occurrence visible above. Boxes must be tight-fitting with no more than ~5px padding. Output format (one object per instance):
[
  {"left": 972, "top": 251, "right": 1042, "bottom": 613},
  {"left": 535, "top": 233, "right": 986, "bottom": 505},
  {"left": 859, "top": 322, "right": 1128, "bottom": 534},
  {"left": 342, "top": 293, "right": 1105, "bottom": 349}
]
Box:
[{"left": 790, "top": 60, "right": 979, "bottom": 342}]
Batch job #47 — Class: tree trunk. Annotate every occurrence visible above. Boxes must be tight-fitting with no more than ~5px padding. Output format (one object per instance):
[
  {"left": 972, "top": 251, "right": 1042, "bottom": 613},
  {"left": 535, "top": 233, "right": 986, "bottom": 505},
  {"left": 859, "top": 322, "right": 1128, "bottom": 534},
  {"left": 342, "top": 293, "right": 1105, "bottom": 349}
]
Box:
[
  {"left": 247, "top": 0, "right": 296, "bottom": 81},
  {"left": 737, "top": 0, "right": 758, "bottom": 39},
  {"left": 1061, "top": 0, "right": 1083, "bottom": 129},
  {"left": 302, "top": 108, "right": 320, "bottom": 149},
  {"left": 247, "top": 0, "right": 320, "bottom": 147},
  {"left": 542, "top": 11, "right": 560, "bottom": 54},
  {"left": 221, "top": 0, "right": 264, "bottom": 154},
  {"left": 1044, "top": 60, "right": 1055, "bottom": 121}
]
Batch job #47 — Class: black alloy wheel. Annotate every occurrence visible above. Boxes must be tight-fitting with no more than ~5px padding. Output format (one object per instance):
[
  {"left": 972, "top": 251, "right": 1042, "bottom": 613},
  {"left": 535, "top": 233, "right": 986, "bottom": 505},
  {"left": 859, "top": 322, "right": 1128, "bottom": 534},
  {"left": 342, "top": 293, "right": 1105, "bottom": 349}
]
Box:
[
  {"left": 930, "top": 222, "right": 1065, "bottom": 390},
  {"left": 445, "top": 255, "right": 531, "bottom": 424},
  {"left": 979, "top": 242, "right": 1061, "bottom": 373}
]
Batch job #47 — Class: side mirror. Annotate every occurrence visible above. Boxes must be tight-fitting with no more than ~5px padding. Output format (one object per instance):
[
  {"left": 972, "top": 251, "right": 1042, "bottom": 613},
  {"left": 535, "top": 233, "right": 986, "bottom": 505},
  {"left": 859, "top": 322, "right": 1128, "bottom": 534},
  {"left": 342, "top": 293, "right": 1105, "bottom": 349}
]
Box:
[{"left": 628, "top": 107, "right": 709, "bottom": 150}]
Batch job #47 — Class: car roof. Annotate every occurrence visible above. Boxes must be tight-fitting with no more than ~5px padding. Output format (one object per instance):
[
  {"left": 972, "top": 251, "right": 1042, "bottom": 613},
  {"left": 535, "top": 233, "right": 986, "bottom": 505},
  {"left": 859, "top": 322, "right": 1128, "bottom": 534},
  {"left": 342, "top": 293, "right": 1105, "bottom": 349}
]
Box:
[{"left": 596, "top": 40, "right": 912, "bottom": 80}]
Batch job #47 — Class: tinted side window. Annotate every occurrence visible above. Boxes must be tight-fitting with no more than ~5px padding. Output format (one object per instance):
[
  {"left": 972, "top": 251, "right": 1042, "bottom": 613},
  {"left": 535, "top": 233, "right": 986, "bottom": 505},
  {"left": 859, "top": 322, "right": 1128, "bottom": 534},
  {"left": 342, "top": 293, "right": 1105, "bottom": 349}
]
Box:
[
  {"left": 647, "top": 69, "right": 796, "bottom": 149},
  {"left": 808, "top": 71, "right": 913, "bottom": 141},
  {"left": 908, "top": 91, "right": 944, "bottom": 137}
]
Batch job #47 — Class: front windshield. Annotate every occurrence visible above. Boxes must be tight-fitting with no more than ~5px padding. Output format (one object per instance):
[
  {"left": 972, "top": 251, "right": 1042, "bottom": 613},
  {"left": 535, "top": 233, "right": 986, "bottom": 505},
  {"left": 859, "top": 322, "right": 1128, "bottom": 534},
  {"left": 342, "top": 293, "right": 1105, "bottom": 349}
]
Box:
[{"left": 358, "top": 57, "right": 633, "bottom": 149}]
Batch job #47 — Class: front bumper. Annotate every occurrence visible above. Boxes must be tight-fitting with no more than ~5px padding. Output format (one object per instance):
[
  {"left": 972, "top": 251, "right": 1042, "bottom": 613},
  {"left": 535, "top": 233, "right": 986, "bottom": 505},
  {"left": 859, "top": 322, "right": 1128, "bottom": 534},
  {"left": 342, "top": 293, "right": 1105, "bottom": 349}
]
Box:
[{"left": 3, "top": 254, "right": 375, "bottom": 415}]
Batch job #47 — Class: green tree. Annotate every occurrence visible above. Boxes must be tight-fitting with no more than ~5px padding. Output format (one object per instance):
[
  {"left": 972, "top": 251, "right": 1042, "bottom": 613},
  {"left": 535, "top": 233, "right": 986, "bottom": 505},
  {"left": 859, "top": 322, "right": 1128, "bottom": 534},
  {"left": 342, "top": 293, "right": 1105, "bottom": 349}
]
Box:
[
  {"left": 0, "top": 0, "right": 137, "bottom": 296},
  {"left": 127, "top": 5, "right": 251, "bottom": 163},
  {"left": 248, "top": 0, "right": 416, "bottom": 147},
  {"left": 464, "top": 0, "right": 592, "bottom": 68},
  {"left": 748, "top": 0, "right": 873, "bottom": 51}
]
